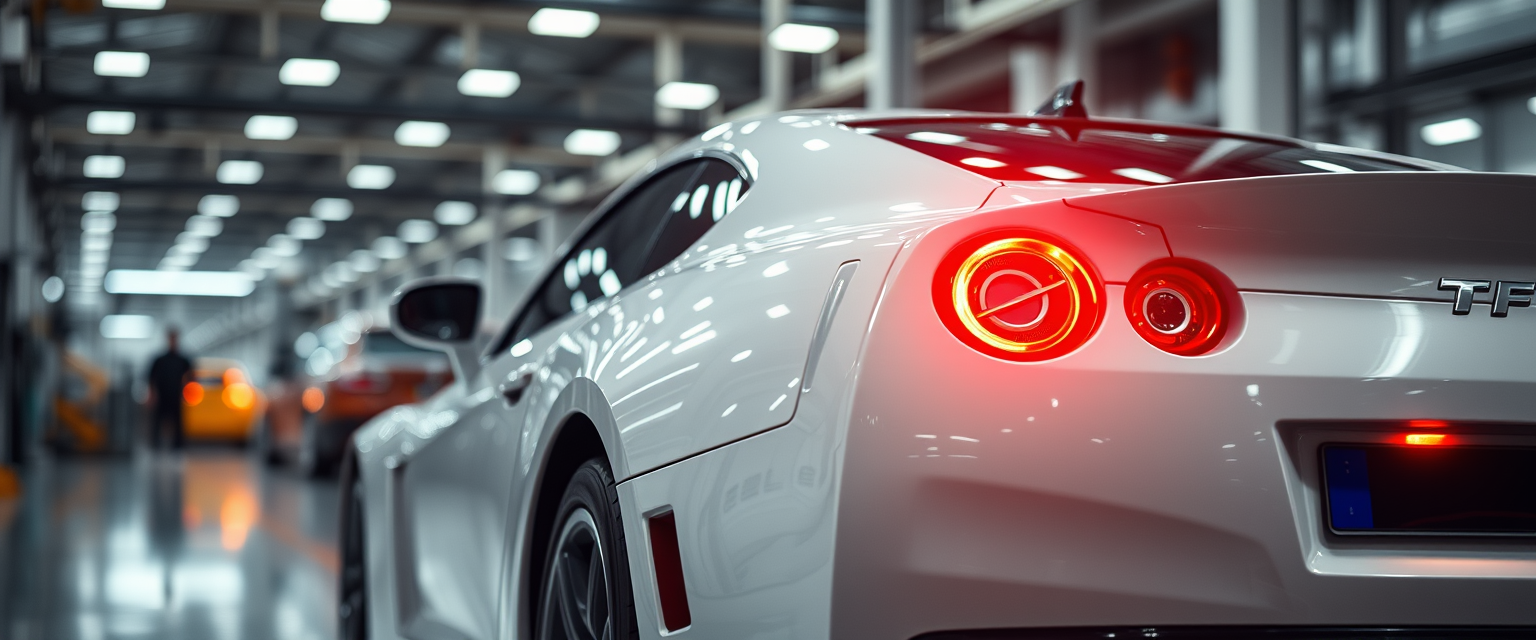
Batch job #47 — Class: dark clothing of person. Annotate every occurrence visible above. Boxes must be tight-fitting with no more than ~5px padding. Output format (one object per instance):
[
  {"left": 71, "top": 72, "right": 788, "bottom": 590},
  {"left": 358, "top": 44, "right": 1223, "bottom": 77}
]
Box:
[{"left": 148, "top": 350, "right": 192, "bottom": 449}]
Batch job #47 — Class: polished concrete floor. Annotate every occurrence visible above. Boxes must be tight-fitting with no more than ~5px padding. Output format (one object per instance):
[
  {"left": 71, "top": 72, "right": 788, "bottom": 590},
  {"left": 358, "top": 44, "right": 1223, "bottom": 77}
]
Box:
[{"left": 0, "top": 447, "right": 340, "bottom": 640}]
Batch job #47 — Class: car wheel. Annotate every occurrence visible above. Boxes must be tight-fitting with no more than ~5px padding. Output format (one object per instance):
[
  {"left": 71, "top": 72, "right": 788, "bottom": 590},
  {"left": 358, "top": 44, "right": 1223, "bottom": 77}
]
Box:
[
  {"left": 536, "top": 459, "right": 639, "bottom": 640},
  {"left": 338, "top": 462, "right": 368, "bottom": 640}
]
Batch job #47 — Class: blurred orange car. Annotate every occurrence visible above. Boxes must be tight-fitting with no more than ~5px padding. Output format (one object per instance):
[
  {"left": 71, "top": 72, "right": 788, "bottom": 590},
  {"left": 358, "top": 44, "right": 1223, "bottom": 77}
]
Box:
[
  {"left": 183, "top": 358, "right": 266, "bottom": 443},
  {"left": 262, "top": 328, "right": 449, "bottom": 475}
]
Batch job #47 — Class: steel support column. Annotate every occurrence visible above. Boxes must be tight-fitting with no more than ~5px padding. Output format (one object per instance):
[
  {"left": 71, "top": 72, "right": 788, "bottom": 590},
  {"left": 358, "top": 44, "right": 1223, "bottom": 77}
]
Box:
[
  {"left": 762, "top": 0, "right": 791, "bottom": 111},
  {"left": 1219, "top": 0, "right": 1293, "bottom": 135},
  {"left": 868, "top": 0, "right": 919, "bottom": 109}
]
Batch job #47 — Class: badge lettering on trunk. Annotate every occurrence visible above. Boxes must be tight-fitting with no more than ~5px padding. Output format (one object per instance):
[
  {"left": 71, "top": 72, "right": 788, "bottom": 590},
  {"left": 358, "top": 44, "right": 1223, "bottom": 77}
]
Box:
[{"left": 1439, "top": 277, "right": 1535, "bottom": 317}]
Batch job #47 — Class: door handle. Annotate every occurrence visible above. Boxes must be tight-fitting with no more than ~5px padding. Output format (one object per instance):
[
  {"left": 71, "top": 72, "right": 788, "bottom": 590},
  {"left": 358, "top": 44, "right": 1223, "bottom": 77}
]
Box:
[{"left": 499, "top": 371, "right": 534, "bottom": 406}]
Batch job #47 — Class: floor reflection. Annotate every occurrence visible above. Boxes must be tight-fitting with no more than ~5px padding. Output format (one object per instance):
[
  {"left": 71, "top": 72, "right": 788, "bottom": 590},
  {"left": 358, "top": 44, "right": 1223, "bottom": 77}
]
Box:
[{"left": 1, "top": 448, "right": 339, "bottom": 640}]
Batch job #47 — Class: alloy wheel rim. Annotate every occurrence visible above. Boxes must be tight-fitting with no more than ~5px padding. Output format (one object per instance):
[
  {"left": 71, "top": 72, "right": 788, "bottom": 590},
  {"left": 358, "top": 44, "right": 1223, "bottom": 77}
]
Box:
[{"left": 538, "top": 507, "right": 611, "bottom": 640}]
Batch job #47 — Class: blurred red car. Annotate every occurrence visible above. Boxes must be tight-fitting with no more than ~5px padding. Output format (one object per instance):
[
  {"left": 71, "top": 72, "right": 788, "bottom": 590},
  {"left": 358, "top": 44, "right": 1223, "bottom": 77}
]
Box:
[{"left": 261, "top": 327, "right": 450, "bottom": 475}]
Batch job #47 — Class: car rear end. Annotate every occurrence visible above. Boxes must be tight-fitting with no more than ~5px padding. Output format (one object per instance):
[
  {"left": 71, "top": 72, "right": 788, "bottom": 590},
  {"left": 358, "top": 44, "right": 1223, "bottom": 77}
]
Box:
[
  {"left": 183, "top": 361, "right": 263, "bottom": 442},
  {"left": 302, "top": 330, "right": 450, "bottom": 469},
  {"left": 830, "top": 119, "right": 1536, "bottom": 638}
]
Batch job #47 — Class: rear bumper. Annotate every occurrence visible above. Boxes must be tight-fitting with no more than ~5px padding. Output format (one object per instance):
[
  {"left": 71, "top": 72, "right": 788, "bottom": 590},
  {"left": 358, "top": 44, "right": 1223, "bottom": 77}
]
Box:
[{"left": 830, "top": 287, "right": 1536, "bottom": 637}]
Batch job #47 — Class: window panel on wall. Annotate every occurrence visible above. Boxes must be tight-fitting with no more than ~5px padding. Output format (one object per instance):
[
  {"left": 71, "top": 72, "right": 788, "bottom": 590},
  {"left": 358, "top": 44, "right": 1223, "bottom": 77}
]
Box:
[
  {"left": 1493, "top": 90, "right": 1536, "bottom": 174},
  {"left": 1405, "top": 0, "right": 1536, "bottom": 71}
]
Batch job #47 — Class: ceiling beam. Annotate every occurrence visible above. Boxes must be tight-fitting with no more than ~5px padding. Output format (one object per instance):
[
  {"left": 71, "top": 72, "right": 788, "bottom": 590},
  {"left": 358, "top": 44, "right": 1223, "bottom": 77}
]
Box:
[
  {"left": 48, "top": 178, "right": 501, "bottom": 202},
  {"left": 48, "top": 127, "right": 596, "bottom": 168}
]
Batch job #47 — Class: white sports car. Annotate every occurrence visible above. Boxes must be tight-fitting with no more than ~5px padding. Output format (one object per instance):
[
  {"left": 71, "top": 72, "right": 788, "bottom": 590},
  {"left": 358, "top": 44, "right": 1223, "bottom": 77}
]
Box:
[{"left": 341, "top": 91, "right": 1536, "bottom": 640}]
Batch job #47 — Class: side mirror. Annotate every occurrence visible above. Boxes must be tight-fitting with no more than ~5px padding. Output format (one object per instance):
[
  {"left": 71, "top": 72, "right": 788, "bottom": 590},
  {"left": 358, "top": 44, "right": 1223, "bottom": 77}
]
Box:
[{"left": 390, "top": 278, "right": 483, "bottom": 382}]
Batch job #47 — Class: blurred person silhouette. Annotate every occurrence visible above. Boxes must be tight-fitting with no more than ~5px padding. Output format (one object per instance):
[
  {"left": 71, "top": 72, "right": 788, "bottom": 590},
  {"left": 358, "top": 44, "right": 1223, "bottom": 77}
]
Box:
[{"left": 146, "top": 327, "right": 192, "bottom": 450}]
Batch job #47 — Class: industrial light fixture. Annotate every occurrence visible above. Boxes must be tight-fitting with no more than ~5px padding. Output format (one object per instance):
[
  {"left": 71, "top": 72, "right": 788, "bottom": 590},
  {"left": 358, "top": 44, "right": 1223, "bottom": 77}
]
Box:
[
  {"left": 398, "top": 219, "right": 438, "bottom": 243},
  {"left": 347, "top": 164, "right": 395, "bottom": 189},
  {"left": 173, "top": 233, "right": 209, "bottom": 253},
  {"left": 528, "top": 8, "right": 600, "bottom": 38},
  {"left": 245, "top": 115, "right": 298, "bottom": 140},
  {"left": 101, "top": 314, "right": 156, "bottom": 339},
  {"left": 434, "top": 201, "right": 476, "bottom": 225},
  {"left": 185, "top": 215, "right": 223, "bottom": 237},
  {"left": 86, "top": 111, "right": 136, "bottom": 135},
  {"left": 655, "top": 82, "right": 720, "bottom": 110},
  {"left": 94, "top": 51, "right": 150, "bottom": 77},
  {"left": 82, "top": 212, "right": 116, "bottom": 233},
  {"left": 105, "top": 270, "right": 256, "bottom": 297},
  {"left": 349, "top": 250, "right": 380, "bottom": 273},
  {"left": 287, "top": 217, "right": 325, "bottom": 240},
  {"left": 493, "top": 169, "right": 540, "bottom": 195},
  {"left": 279, "top": 58, "right": 340, "bottom": 87},
  {"left": 458, "top": 69, "right": 520, "bottom": 98},
  {"left": 268, "top": 233, "right": 302, "bottom": 257},
  {"left": 505, "top": 237, "right": 541, "bottom": 262},
  {"left": 238, "top": 260, "right": 266, "bottom": 280},
  {"left": 564, "top": 129, "right": 621, "bottom": 156},
  {"left": 768, "top": 23, "right": 840, "bottom": 54},
  {"left": 217, "top": 160, "right": 264, "bottom": 184},
  {"left": 328, "top": 262, "right": 359, "bottom": 283},
  {"left": 198, "top": 194, "right": 240, "bottom": 217},
  {"left": 42, "top": 276, "right": 65, "bottom": 303},
  {"left": 82, "top": 191, "right": 120, "bottom": 212},
  {"left": 320, "top": 0, "right": 390, "bottom": 24},
  {"left": 1421, "top": 117, "right": 1482, "bottom": 146},
  {"left": 82, "top": 232, "right": 113, "bottom": 252},
  {"left": 371, "top": 236, "right": 408, "bottom": 259},
  {"left": 395, "top": 120, "right": 450, "bottom": 147},
  {"left": 311, "top": 197, "right": 353, "bottom": 221},
  {"left": 252, "top": 247, "right": 283, "bottom": 270},
  {"left": 102, "top": 0, "right": 166, "bottom": 9},
  {"left": 83, "top": 155, "right": 126, "bottom": 179}
]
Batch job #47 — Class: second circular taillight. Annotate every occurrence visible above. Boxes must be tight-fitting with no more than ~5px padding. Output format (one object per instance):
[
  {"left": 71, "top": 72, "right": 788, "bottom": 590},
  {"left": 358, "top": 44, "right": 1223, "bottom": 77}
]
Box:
[{"left": 1125, "top": 259, "right": 1236, "bottom": 356}]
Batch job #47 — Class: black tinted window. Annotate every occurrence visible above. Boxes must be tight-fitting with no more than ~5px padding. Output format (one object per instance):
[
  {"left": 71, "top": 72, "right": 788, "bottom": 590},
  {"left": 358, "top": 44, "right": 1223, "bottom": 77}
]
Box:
[
  {"left": 642, "top": 159, "right": 748, "bottom": 274},
  {"left": 510, "top": 162, "right": 701, "bottom": 342},
  {"left": 862, "top": 119, "right": 1431, "bottom": 185}
]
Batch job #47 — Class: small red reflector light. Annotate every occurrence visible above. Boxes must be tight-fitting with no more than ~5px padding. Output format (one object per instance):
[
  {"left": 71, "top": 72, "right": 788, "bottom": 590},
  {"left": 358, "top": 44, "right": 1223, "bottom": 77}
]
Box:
[
  {"left": 184, "top": 382, "right": 204, "bottom": 406},
  {"left": 1405, "top": 433, "right": 1447, "bottom": 446},
  {"left": 1408, "top": 420, "right": 1448, "bottom": 429},
  {"left": 933, "top": 231, "right": 1105, "bottom": 362},
  {"left": 647, "top": 510, "right": 691, "bottom": 632},
  {"left": 1125, "top": 259, "right": 1238, "bottom": 356}
]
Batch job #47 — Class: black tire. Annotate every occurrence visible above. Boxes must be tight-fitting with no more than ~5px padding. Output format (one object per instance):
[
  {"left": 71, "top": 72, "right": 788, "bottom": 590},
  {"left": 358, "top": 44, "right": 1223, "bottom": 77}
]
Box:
[
  {"left": 536, "top": 459, "right": 639, "bottom": 640},
  {"left": 338, "top": 456, "right": 369, "bottom": 640}
]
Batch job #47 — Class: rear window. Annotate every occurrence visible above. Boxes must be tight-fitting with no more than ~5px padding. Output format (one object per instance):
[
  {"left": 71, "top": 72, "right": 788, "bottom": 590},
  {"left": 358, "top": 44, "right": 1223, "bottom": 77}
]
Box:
[{"left": 858, "top": 119, "right": 1430, "bottom": 185}]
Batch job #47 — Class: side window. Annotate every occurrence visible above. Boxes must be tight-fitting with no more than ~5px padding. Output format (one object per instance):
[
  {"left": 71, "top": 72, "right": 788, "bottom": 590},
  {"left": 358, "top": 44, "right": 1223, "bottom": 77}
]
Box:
[
  {"left": 509, "top": 162, "right": 702, "bottom": 342},
  {"left": 641, "top": 159, "right": 749, "bottom": 274}
]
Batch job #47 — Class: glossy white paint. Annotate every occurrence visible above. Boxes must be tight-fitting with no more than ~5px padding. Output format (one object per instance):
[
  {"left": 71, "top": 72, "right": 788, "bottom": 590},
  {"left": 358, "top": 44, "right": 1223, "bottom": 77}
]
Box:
[{"left": 350, "top": 110, "right": 1536, "bottom": 640}]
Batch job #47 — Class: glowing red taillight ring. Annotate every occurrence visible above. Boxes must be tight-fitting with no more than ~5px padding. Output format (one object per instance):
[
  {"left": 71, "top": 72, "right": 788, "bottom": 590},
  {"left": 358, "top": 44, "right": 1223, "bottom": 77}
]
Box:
[
  {"left": 1125, "top": 259, "right": 1237, "bottom": 356},
  {"left": 934, "top": 232, "right": 1105, "bottom": 362}
]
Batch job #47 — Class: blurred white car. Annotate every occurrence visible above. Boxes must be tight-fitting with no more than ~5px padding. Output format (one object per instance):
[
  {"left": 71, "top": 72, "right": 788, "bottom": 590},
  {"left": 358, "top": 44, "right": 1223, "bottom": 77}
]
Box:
[{"left": 339, "top": 97, "right": 1536, "bottom": 640}]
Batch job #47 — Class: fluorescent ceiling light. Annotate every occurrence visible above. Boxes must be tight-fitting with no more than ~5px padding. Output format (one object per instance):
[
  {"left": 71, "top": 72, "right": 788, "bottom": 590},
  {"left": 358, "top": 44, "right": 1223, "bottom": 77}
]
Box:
[
  {"left": 349, "top": 250, "right": 380, "bottom": 273},
  {"left": 328, "top": 262, "right": 358, "bottom": 283},
  {"left": 245, "top": 115, "right": 298, "bottom": 140},
  {"left": 86, "top": 111, "right": 136, "bottom": 135},
  {"left": 398, "top": 219, "right": 438, "bottom": 243},
  {"left": 198, "top": 194, "right": 240, "bottom": 217},
  {"left": 82, "top": 211, "right": 116, "bottom": 232},
  {"left": 103, "top": 0, "right": 166, "bottom": 9},
  {"left": 395, "top": 120, "right": 450, "bottom": 147},
  {"left": 252, "top": 247, "right": 282, "bottom": 270},
  {"left": 287, "top": 217, "right": 325, "bottom": 240},
  {"left": 321, "top": 0, "right": 390, "bottom": 24},
  {"left": 239, "top": 260, "right": 266, "bottom": 280},
  {"left": 82, "top": 191, "right": 120, "bottom": 212},
  {"left": 505, "top": 237, "right": 540, "bottom": 262},
  {"left": 493, "top": 169, "right": 540, "bottom": 195},
  {"left": 279, "top": 58, "right": 340, "bottom": 87},
  {"left": 311, "top": 197, "right": 353, "bottom": 221},
  {"left": 347, "top": 164, "right": 395, "bottom": 189},
  {"left": 217, "top": 160, "right": 263, "bottom": 184},
  {"left": 173, "top": 233, "right": 209, "bottom": 253},
  {"left": 268, "top": 234, "right": 301, "bottom": 257},
  {"left": 82, "top": 233, "right": 112, "bottom": 251},
  {"left": 1528, "top": 96, "right": 1536, "bottom": 115},
  {"left": 655, "top": 82, "right": 719, "bottom": 110},
  {"left": 372, "top": 236, "right": 408, "bottom": 260},
  {"left": 434, "top": 201, "right": 476, "bottom": 225},
  {"left": 564, "top": 129, "right": 621, "bottom": 156},
  {"left": 100, "top": 314, "right": 156, "bottom": 339},
  {"left": 42, "top": 276, "right": 65, "bottom": 303},
  {"left": 84, "top": 155, "right": 126, "bottom": 179},
  {"left": 528, "top": 8, "right": 600, "bottom": 38},
  {"left": 1113, "top": 167, "right": 1175, "bottom": 184},
  {"left": 105, "top": 270, "right": 255, "bottom": 297},
  {"left": 185, "top": 215, "right": 223, "bottom": 237},
  {"left": 458, "top": 69, "right": 520, "bottom": 98},
  {"left": 1421, "top": 117, "right": 1481, "bottom": 146},
  {"left": 94, "top": 51, "right": 150, "bottom": 77},
  {"left": 160, "top": 253, "right": 196, "bottom": 268},
  {"left": 768, "top": 23, "right": 840, "bottom": 54},
  {"left": 1025, "top": 165, "right": 1083, "bottom": 180}
]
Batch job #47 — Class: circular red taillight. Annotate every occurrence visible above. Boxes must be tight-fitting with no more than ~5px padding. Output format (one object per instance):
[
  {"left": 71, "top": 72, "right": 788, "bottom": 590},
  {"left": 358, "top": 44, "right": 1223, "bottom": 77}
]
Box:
[
  {"left": 933, "top": 231, "right": 1105, "bottom": 362},
  {"left": 1125, "top": 259, "right": 1235, "bottom": 356}
]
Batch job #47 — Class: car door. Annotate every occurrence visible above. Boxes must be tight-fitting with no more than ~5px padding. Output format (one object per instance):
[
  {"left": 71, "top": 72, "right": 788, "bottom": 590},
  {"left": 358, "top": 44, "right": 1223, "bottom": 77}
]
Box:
[{"left": 395, "top": 159, "right": 709, "bottom": 640}]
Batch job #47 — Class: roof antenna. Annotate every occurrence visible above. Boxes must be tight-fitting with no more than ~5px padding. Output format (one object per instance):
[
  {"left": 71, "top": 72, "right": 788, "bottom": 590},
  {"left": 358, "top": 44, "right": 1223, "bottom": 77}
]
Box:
[{"left": 1029, "top": 80, "right": 1088, "bottom": 118}]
